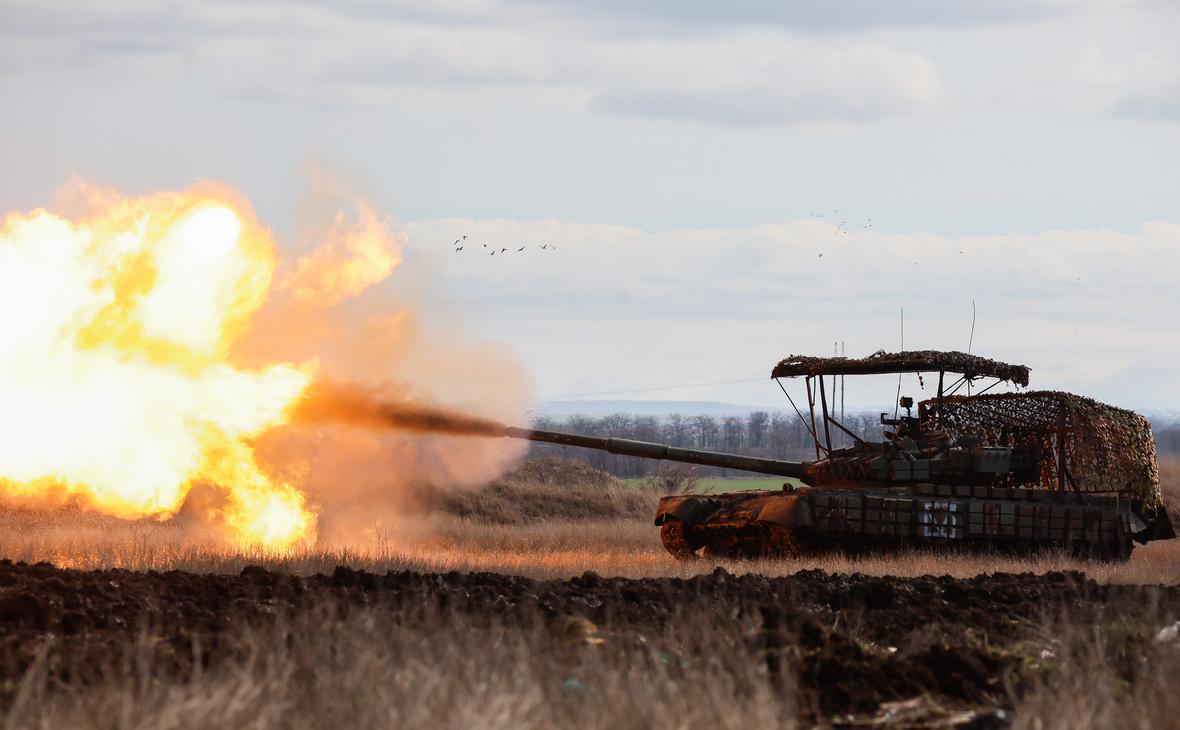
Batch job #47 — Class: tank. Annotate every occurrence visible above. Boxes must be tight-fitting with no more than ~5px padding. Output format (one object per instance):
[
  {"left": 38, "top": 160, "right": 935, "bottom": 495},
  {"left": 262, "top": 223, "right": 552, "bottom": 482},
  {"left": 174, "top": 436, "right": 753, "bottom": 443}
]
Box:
[{"left": 507, "top": 350, "right": 1175, "bottom": 561}]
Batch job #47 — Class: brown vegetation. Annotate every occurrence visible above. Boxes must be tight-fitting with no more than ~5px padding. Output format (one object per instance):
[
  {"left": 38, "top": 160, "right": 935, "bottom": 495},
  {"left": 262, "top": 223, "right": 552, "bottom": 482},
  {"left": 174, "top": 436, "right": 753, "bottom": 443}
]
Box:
[
  {"left": 0, "top": 456, "right": 1178, "bottom": 727},
  {"left": 1160, "top": 454, "right": 1180, "bottom": 523},
  {"left": 8, "top": 603, "right": 796, "bottom": 729}
]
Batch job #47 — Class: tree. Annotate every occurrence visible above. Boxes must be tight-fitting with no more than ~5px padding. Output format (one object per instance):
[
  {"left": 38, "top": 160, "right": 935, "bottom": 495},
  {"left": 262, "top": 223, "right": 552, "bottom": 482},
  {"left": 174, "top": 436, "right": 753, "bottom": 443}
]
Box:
[
  {"left": 768, "top": 413, "right": 794, "bottom": 459},
  {"left": 747, "top": 411, "right": 770, "bottom": 451},
  {"left": 693, "top": 415, "right": 719, "bottom": 449},
  {"left": 664, "top": 414, "right": 689, "bottom": 447},
  {"left": 602, "top": 413, "right": 632, "bottom": 436},
  {"left": 633, "top": 415, "right": 661, "bottom": 442},
  {"left": 722, "top": 416, "right": 745, "bottom": 451}
]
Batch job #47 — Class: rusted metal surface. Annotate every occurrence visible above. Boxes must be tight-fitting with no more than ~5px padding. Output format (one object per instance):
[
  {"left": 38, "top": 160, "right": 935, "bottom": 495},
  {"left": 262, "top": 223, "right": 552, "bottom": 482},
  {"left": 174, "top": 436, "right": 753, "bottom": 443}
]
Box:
[
  {"left": 771, "top": 350, "right": 1031, "bottom": 386},
  {"left": 655, "top": 492, "right": 809, "bottom": 529},
  {"left": 658, "top": 520, "right": 697, "bottom": 559}
]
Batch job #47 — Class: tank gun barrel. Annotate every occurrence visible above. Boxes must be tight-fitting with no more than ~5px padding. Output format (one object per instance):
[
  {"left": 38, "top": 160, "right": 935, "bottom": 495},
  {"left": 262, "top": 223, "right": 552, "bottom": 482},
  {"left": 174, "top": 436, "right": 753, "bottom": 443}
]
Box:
[{"left": 505, "top": 427, "right": 810, "bottom": 479}]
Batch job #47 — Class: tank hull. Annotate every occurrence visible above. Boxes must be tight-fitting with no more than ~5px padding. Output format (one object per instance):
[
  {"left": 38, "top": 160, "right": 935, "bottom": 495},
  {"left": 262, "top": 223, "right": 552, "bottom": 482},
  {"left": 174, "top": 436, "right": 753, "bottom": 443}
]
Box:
[{"left": 655, "top": 485, "right": 1146, "bottom": 561}]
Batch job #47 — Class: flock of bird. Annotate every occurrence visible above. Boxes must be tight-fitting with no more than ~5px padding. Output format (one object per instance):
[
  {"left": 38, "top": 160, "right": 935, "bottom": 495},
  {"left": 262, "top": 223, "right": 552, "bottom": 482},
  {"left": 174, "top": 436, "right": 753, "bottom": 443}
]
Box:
[
  {"left": 808, "top": 209, "right": 975, "bottom": 267},
  {"left": 810, "top": 208, "right": 876, "bottom": 260},
  {"left": 809, "top": 208, "right": 873, "bottom": 237},
  {"left": 445, "top": 213, "right": 975, "bottom": 270},
  {"left": 451, "top": 235, "right": 558, "bottom": 256}
]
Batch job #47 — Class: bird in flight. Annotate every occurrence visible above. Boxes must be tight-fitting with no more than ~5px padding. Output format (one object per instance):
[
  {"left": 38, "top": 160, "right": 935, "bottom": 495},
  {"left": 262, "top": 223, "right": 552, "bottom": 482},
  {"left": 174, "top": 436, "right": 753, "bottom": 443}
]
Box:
[
  {"left": 517, "top": 246, "right": 525, "bottom": 252},
  {"left": 501, "top": 248, "right": 507, "bottom": 253},
  {"left": 455, "top": 246, "right": 463, "bottom": 251}
]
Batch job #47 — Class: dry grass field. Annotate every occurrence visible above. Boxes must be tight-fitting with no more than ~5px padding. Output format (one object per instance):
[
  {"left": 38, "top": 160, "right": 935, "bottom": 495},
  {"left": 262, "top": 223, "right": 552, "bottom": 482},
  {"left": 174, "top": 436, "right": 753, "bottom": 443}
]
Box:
[
  {"left": 3, "top": 457, "right": 1178, "bottom": 584},
  {"left": 0, "top": 456, "right": 1178, "bottom": 728},
  {"left": 6, "top": 505, "right": 1180, "bottom": 585}
]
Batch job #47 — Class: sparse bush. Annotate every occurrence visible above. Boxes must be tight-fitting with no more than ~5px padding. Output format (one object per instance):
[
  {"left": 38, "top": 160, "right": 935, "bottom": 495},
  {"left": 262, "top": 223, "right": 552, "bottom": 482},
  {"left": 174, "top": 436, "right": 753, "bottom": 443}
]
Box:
[{"left": 641, "top": 462, "right": 701, "bottom": 495}]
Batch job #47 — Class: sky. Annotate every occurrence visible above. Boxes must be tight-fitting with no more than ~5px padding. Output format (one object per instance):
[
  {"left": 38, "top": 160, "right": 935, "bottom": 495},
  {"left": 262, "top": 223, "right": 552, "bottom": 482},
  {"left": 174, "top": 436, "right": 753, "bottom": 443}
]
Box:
[{"left": 2, "top": 0, "right": 1179, "bottom": 412}]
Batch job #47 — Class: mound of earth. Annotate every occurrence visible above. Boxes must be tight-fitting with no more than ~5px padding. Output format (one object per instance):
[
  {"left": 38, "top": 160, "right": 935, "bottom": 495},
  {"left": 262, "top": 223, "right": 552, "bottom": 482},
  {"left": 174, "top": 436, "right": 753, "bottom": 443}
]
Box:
[
  {"left": 0, "top": 559, "right": 1177, "bottom": 723},
  {"left": 500, "top": 457, "right": 623, "bottom": 490},
  {"left": 431, "top": 458, "right": 653, "bottom": 523}
]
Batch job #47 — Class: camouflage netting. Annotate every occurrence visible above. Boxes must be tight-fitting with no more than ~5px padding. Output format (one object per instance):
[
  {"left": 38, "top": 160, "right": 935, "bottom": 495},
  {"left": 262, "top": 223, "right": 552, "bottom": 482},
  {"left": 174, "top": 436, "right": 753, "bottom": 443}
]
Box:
[
  {"left": 772, "top": 350, "right": 1031, "bottom": 387},
  {"left": 929, "top": 391, "right": 1161, "bottom": 506}
]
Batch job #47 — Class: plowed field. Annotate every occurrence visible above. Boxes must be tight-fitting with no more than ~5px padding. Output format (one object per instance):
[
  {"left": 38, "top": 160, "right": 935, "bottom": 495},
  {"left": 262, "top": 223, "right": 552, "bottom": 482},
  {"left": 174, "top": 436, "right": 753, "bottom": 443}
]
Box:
[{"left": 3, "top": 559, "right": 1179, "bottom": 727}]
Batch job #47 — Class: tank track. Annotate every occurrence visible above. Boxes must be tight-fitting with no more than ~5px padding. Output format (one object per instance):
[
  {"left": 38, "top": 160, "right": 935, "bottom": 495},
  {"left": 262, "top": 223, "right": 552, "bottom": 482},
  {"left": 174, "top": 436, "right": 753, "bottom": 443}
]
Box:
[
  {"left": 661, "top": 519, "right": 805, "bottom": 560},
  {"left": 658, "top": 487, "right": 1141, "bottom": 562}
]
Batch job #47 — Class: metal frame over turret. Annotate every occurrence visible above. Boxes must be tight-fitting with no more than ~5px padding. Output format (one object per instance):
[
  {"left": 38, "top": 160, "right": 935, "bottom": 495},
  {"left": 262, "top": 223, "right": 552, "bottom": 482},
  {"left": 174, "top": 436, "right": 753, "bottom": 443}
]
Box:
[{"left": 770, "top": 350, "right": 1029, "bottom": 460}]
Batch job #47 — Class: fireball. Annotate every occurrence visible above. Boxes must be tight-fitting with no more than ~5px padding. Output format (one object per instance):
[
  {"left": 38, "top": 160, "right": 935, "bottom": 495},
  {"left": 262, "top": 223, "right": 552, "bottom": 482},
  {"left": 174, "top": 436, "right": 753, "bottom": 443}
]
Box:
[{"left": 0, "top": 183, "right": 318, "bottom": 549}]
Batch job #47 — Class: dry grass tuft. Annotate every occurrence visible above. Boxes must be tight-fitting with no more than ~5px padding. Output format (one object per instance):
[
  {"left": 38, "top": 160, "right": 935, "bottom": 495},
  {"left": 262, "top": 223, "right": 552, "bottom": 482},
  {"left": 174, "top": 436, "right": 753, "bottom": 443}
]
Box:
[
  {"left": 1011, "top": 602, "right": 1180, "bottom": 729},
  {"left": 4, "top": 603, "right": 796, "bottom": 730}
]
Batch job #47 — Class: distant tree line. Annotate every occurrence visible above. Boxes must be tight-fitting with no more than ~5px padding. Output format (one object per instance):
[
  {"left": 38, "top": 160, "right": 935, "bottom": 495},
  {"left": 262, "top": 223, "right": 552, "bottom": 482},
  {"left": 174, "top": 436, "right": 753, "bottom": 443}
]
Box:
[
  {"left": 527, "top": 413, "right": 1180, "bottom": 478},
  {"left": 527, "top": 411, "right": 877, "bottom": 478},
  {"left": 1154, "top": 422, "right": 1180, "bottom": 456}
]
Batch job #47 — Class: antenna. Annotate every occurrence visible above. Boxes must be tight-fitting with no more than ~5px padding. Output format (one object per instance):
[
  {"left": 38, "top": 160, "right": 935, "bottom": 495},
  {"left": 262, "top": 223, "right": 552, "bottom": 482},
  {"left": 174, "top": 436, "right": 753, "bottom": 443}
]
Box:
[
  {"left": 967, "top": 300, "right": 976, "bottom": 395},
  {"left": 840, "top": 340, "right": 846, "bottom": 445},
  {"left": 968, "top": 299, "right": 977, "bottom": 355},
  {"left": 894, "top": 308, "right": 904, "bottom": 420}
]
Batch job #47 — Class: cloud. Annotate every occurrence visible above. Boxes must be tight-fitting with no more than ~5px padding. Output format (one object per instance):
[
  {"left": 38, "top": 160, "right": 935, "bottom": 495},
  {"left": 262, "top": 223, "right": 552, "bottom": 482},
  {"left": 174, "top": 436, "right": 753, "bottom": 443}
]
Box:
[
  {"left": 512, "top": 0, "right": 1079, "bottom": 32},
  {"left": 590, "top": 35, "right": 945, "bottom": 125},
  {"left": 404, "top": 217, "right": 1180, "bottom": 407},
  {"left": 413, "top": 217, "right": 1179, "bottom": 313},
  {"left": 996, "top": 13, "right": 1180, "bottom": 121},
  {"left": 1112, "top": 78, "right": 1180, "bottom": 120},
  {"left": 1078, "top": 56, "right": 1180, "bottom": 121},
  {"left": 0, "top": 0, "right": 946, "bottom": 125}
]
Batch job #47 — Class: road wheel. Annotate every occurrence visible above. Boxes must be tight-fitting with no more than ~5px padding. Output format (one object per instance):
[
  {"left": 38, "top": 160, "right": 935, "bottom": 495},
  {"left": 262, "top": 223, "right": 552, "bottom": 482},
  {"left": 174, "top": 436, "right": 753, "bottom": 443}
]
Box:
[{"left": 660, "top": 520, "right": 699, "bottom": 560}]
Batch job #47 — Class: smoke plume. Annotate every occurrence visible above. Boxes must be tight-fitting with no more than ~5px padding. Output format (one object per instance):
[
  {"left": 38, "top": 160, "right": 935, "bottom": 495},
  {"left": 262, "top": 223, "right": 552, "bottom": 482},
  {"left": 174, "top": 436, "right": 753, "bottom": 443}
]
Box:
[
  {"left": 292, "top": 380, "right": 510, "bottom": 437},
  {"left": 234, "top": 158, "right": 533, "bottom": 546}
]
